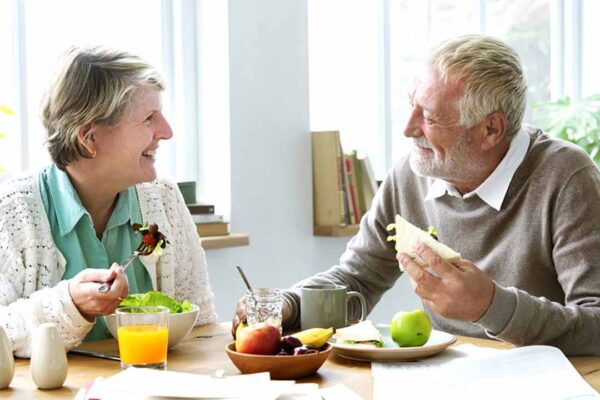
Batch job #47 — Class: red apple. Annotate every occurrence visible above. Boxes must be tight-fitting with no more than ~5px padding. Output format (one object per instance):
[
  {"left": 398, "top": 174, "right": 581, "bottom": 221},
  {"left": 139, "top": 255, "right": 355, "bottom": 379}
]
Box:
[{"left": 235, "top": 322, "right": 281, "bottom": 355}]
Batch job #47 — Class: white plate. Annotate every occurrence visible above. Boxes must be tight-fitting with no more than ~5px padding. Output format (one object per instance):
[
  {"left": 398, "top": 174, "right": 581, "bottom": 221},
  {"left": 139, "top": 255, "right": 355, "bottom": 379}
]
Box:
[{"left": 330, "top": 325, "right": 456, "bottom": 362}]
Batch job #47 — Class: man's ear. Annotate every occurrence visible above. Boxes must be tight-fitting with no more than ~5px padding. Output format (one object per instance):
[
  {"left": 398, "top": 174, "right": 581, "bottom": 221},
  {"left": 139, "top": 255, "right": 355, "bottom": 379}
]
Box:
[
  {"left": 480, "top": 112, "right": 507, "bottom": 151},
  {"left": 77, "top": 123, "right": 96, "bottom": 156}
]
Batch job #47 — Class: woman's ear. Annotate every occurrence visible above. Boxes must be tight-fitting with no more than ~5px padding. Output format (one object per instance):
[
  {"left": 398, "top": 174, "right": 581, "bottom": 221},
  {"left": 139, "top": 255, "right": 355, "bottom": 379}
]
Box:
[
  {"left": 77, "top": 123, "right": 96, "bottom": 157},
  {"left": 481, "top": 112, "right": 507, "bottom": 151}
]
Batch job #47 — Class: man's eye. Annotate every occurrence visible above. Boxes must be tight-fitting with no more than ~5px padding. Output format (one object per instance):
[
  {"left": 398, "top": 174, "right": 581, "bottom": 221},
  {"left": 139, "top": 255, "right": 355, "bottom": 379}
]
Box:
[{"left": 144, "top": 114, "right": 154, "bottom": 124}]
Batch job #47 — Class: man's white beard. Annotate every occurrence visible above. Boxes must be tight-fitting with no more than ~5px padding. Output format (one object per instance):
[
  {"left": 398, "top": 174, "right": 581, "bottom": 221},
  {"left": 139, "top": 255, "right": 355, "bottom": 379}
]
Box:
[{"left": 408, "top": 132, "right": 486, "bottom": 182}]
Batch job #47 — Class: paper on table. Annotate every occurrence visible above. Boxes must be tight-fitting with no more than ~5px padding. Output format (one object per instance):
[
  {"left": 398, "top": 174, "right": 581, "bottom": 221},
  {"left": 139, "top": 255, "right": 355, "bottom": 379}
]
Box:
[
  {"left": 320, "top": 383, "right": 363, "bottom": 400},
  {"left": 82, "top": 368, "right": 295, "bottom": 399},
  {"left": 372, "top": 344, "right": 599, "bottom": 400}
]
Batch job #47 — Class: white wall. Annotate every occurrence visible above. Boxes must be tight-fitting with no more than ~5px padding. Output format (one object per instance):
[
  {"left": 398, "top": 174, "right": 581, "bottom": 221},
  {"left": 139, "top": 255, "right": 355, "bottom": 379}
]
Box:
[{"left": 205, "top": 0, "right": 419, "bottom": 326}]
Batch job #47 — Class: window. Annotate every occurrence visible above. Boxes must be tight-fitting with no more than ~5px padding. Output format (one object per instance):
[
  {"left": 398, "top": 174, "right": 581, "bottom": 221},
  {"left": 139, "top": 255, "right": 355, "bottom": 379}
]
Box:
[
  {"left": 581, "top": 0, "right": 600, "bottom": 97},
  {"left": 0, "top": 0, "right": 18, "bottom": 173},
  {"left": 308, "top": 0, "right": 593, "bottom": 178},
  {"left": 0, "top": 0, "right": 230, "bottom": 215},
  {"left": 308, "top": 0, "right": 384, "bottom": 174},
  {"left": 22, "top": 0, "right": 164, "bottom": 172},
  {"left": 389, "top": 0, "right": 550, "bottom": 164}
]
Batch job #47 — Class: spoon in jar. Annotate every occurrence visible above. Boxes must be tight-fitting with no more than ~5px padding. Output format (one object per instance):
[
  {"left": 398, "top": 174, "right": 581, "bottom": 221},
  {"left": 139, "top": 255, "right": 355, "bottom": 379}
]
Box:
[
  {"left": 236, "top": 265, "right": 253, "bottom": 291},
  {"left": 236, "top": 265, "right": 253, "bottom": 326}
]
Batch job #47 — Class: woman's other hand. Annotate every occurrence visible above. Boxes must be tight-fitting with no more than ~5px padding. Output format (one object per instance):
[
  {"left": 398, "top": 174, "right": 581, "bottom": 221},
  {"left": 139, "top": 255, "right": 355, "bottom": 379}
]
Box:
[{"left": 68, "top": 263, "right": 129, "bottom": 321}]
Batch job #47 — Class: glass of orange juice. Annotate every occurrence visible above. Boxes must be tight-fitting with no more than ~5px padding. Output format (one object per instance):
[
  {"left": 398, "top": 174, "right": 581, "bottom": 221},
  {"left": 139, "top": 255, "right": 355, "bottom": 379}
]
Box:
[{"left": 116, "top": 306, "right": 169, "bottom": 370}]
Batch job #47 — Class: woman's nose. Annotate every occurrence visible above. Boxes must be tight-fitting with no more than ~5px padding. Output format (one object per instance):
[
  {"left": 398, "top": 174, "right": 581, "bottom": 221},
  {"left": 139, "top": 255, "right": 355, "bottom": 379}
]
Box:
[{"left": 154, "top": 113, "right": 173, "bottom": 140}]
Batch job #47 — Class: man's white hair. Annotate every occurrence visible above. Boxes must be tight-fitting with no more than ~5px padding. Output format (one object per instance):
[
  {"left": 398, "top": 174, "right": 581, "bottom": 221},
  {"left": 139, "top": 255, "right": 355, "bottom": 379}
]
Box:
[{"left": 427, "top": 34, "right": 527, "bottom": 139}]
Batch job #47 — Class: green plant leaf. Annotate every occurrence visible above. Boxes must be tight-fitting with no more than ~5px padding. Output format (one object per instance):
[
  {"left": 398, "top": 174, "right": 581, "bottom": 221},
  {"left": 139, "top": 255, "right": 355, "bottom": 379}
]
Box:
[
  {"left": 0, "top": 105, "right": 15, "bottom": 116},
  {"left": 533, "top": 94, "right": 600, "bottom": 167}
]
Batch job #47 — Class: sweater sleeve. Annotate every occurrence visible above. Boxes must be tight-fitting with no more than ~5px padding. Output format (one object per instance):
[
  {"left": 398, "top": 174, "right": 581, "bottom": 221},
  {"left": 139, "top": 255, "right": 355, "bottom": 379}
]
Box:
[
  {"left": 283, "top": 171, "right": 402, "bottom": 329},
  {"left": 0, "top": 176, "right": 94, "bottom": 357},
  {"left": 0, "top": 281, "right": 94, "bottom": 358},
  {"left": 477, "top": 166, "right": 600, "bottom": 355}
]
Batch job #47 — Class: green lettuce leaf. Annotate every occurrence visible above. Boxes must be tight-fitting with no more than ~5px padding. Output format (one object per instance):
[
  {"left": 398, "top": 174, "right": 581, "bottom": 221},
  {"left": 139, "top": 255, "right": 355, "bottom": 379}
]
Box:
[
  {"left": 180, "top": 300, "right": 193, "bottom": 313},
  {"left": 119, "top": 291, "right": 193, "bottom": 314},
  {"left": 344, "top": 340, "right": 384, "bottom": 348}
]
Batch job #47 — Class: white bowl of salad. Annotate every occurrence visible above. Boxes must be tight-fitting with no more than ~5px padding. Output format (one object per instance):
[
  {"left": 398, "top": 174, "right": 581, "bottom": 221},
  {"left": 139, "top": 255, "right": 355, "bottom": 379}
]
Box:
[{"left": 103, "top": 291, "right": 199, "bottom": 349}]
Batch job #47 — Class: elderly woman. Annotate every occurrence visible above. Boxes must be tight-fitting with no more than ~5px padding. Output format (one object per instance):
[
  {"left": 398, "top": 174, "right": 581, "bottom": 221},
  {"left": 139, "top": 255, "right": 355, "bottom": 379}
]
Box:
[{"left": 0, "top": 46, "right": 217, "bottom": 357}]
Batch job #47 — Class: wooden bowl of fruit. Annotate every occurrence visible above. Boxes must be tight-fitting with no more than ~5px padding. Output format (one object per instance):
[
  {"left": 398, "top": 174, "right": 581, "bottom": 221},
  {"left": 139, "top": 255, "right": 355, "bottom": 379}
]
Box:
[{"left": 225, "top": 323, "right": 333, "bottom": 380}]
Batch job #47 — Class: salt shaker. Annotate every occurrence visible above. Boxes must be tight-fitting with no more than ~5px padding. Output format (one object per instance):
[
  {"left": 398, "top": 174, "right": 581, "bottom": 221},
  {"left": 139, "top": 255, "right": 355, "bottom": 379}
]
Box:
[
  {"left": 0, "top": 326, "right": 14, "bottom": 389},
  {"left": 30, "top": 323, "right": 68, "bottom": 389}
]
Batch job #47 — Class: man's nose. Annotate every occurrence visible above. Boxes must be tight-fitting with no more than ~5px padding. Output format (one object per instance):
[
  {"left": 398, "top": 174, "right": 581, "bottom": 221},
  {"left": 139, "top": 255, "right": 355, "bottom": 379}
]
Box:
[{"left": 403, "top": 107, "right": 423, "bottom": 138}]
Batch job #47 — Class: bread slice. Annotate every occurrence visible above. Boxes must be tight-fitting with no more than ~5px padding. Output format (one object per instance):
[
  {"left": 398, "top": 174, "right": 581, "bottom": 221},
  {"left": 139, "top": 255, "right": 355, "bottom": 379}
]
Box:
[
  {"left": 332, "top": 320, "right": 383, "bottom": 348},
  {"left": 387, "top": 214, "right": 460, "bottom": 269}
]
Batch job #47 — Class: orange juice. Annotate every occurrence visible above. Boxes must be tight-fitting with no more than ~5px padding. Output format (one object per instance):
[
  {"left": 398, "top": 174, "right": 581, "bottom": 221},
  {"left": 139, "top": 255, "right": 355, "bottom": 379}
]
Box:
[{"left": 117, "top": 325, "right": 168, "bottom": 365}]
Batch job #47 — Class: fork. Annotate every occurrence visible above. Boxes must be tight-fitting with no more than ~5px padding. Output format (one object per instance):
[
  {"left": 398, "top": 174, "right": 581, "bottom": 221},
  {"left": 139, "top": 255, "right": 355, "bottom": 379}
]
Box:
[{"left": 97, "top": 242, "right": 152, "bottom": 293}]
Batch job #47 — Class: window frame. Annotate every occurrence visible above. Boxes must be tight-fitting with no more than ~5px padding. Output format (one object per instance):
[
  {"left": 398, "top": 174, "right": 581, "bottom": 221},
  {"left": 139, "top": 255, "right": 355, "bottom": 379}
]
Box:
[{"left": 376, "top": 0, "right": 584, "bottom": 174}]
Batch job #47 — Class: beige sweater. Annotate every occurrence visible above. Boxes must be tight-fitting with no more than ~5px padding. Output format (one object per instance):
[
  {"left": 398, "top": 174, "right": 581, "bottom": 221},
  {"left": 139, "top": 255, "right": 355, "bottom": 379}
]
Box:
[
  {"left": 285, "top": 129, "right": 600, "bottom": 355},
  {"left": 0, "top": 173, "right": 217, "bottom": 357}
]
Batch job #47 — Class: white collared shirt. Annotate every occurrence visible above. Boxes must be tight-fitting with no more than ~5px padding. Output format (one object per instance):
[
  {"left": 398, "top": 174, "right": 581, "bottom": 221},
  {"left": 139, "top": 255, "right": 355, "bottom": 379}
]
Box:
[{"left": 424, "top": 129, "right": 530, "bottom": 211}]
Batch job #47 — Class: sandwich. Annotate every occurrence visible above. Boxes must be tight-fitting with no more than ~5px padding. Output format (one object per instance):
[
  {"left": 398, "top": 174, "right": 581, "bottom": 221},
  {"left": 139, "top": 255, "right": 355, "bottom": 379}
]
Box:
[
  {"left": 332, "top": 320, "right": 384, "bottom": 348},
  {"left": 386, "top": 214, "right": 460, "bottom": 270}
]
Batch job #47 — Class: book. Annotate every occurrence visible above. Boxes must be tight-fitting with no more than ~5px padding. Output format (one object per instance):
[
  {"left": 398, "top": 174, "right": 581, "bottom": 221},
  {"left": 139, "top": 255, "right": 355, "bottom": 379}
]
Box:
[
  {"left": 351, "top": 151, "right": 366, "bottom": 217},
  {"left": 200, "top": 233, "right": 250, "bottom": 250},
  {"left": 373, "top": 344, "right": 598, "bottom": 399},
  {"left": 358, "top": 155, "right": 377, "bottom": 210},
  {"left": 312, "top": 131, "right": 346, "bottom": 226},
  {"left": 344, "top": 154, "right": 360, "bottom": 224},
  {"left": 186, "top": 203, "right": 214, "bottom": 214},
  {"left": 191, "top": 214, "right": 224, "bottom": 224},
  {"left": 338, "top": 142, "right": 351, "bottom": 225},
  {"left": 196, "top": 222, "right": 229, "bottom": 237}
]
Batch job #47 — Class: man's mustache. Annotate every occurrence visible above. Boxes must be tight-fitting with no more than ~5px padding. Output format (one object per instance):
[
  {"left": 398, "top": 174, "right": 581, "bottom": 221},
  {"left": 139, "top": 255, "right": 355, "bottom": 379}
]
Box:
[{"left": 412, "top": 137, "right": 433, "bottom": 149}]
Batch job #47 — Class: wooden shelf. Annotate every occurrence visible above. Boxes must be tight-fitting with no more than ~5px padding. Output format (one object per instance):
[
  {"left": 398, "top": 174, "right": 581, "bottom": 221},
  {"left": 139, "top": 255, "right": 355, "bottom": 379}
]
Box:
[
  {"left": 314, "top": 224, "right": 359, "bottom": 237},
  {"left": 200, "top": 233, "right": 250, "bottom": 250}
]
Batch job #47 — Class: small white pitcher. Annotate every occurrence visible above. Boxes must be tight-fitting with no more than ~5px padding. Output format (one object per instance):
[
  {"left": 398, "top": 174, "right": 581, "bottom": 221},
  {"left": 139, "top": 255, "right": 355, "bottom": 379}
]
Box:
[
  {"left": 30, "top": 323, "right": 68, "bottom": 389},
  {"left": 0, "top": 326, "right": 14, "bottom": 389}
]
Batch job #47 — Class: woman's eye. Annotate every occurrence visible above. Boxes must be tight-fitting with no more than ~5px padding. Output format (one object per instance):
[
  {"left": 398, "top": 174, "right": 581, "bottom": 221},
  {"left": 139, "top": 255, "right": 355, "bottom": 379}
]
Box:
[{"left": 144, "top": 114, "right": 154, "bottom": 124}]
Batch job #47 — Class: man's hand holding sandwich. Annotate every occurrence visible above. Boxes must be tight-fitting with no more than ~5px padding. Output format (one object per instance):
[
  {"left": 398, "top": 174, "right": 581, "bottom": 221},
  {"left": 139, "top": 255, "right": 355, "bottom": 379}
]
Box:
[{"left": 397, "top": 243, "right": 495, "bottom": 323}]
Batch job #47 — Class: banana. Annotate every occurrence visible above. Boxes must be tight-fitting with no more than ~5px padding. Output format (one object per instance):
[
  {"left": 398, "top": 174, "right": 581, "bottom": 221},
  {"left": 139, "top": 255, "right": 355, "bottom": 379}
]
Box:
[{"left": 292, "top": 327, "right": 334, "bottom": 348}]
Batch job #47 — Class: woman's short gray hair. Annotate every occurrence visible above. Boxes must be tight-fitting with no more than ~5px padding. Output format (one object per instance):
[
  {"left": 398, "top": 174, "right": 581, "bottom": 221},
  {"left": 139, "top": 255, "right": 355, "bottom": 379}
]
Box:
[
  {"left": 427, "top": 34, "right": 527, "bottom": 139},
  {"left": 41, "top": 46, "right": 165, "bottom": 169}
]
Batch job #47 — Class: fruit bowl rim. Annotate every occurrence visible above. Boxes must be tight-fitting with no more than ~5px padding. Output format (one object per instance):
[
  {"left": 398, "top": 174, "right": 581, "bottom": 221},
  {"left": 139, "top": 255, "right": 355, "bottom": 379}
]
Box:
[{"left": 225, "top": 342, "right": 333, "bottom": 358}]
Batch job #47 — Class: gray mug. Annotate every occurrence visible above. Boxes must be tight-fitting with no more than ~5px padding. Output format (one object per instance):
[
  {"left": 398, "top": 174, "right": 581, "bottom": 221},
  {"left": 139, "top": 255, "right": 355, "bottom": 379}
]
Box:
[{"left": 300, "top": 284, "right": 367, "bottom": 330}]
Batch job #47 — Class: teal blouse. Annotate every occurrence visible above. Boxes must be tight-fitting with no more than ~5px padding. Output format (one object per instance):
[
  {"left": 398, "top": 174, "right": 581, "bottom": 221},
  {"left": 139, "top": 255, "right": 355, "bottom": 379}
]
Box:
[{"left": 39, "top": 164, "right": 153, "bottom": 341}]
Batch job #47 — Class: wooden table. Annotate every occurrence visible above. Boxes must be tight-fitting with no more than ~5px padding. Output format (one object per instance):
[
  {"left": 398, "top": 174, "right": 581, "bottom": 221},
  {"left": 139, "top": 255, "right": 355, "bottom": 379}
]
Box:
[{"left": 4, "top": 322, "right": 600, "bottom": 399}]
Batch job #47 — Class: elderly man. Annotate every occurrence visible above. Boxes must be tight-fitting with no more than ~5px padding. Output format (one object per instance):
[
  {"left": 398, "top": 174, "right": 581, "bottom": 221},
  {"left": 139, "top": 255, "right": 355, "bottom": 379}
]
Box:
[{"left": 233, "top": 35, "right": 600, "bottom": 355}]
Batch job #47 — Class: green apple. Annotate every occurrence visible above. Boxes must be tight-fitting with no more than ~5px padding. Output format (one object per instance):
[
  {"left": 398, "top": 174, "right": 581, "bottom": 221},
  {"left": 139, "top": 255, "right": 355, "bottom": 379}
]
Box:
[{"left": 390, "top": 309, "right": 432, "bottom": 347}]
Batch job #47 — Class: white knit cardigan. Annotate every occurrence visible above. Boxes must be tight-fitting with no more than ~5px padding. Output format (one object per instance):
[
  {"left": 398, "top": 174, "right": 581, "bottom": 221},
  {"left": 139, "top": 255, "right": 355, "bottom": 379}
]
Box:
[{"left": 0, "top": 172, "right": 217, "bottom": 357}]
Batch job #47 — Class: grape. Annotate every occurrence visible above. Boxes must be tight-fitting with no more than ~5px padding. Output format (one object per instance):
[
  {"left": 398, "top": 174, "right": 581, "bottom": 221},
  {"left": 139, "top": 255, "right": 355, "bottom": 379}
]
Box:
[
  {"left": 281, "top": 336, "right": 302, "bottom": 355},
  {"left": 293, "top": 345, "right": 319, "bottom": 355}
]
